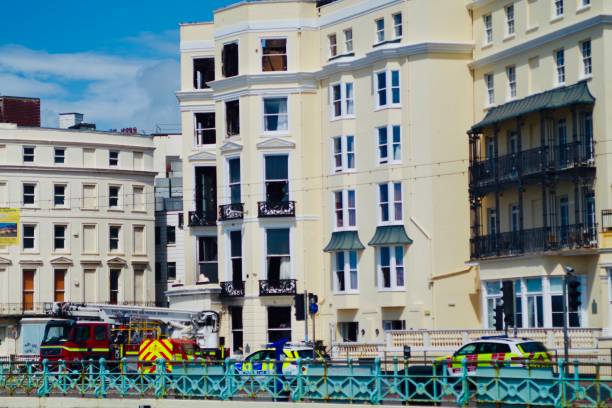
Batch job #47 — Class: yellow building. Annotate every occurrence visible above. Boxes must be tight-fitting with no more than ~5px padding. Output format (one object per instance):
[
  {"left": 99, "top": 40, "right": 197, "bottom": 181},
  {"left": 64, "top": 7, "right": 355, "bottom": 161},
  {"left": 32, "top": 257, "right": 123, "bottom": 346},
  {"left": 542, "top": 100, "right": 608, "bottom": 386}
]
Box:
[
  {"left": 171, "top": 0, "right": 479, "bottom": 353},
  {"left": 468, "top": 0, "right": 612, "bottom": 338}
]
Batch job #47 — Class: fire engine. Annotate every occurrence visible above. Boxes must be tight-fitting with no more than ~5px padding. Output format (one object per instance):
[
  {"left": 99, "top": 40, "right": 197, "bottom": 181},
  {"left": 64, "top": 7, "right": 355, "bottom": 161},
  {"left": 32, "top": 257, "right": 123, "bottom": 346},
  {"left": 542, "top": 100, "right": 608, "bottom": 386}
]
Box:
[{"left": 39, "top": 302, "right": 226, "bottom": 369}]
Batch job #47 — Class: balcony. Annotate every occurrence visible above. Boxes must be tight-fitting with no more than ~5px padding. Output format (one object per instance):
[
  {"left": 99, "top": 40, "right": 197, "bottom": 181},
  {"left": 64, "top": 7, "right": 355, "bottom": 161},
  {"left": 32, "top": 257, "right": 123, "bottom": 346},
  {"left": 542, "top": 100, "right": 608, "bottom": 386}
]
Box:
[
  {"left": 220, "top": 281, "right": 245, "bottom": 297},
  {"left": 0, "top": 302, "right": 48, "bottom": 316},
  {"left": 188, "top": 211, "right": 216, "bottom": 227},
  {"left": 257, "top": 201, "right": 295, "bottom": 218},
  {"left": 471, "top": 223, "right": 598, "bottom": 259},
  {"left": 470, "top": 143, "right": 595, "bottom": 193},
  {"left": 218, "top": 203, "right": 244, "bottom": 221},
  {"left": 602, "top": 210, "right": 612, "bottom": 231},
  {"left": 258, "top": 279, "right": 297, "bottom": 296}
]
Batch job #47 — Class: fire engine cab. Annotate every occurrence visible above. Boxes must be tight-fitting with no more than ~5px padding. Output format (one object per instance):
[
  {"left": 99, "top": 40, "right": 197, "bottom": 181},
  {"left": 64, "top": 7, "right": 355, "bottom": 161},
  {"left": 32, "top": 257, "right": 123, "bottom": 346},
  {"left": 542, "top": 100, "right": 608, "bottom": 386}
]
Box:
[{"left": 39, "top": 303, "right": 225, "bottom": 367}]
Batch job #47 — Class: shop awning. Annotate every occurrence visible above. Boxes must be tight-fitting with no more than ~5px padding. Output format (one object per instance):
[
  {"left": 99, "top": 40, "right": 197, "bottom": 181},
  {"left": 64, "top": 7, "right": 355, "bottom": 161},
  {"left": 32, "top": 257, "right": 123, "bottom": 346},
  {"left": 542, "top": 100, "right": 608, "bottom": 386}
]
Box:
[
  {"left": 324, "top": 231, "right": 365, "bottom": 252},
  {"left": 368, "top": 225, "right": 413, "bottom": 246},
  {"left": 470, "top": 81, "right": 595, "bottom": 133}
]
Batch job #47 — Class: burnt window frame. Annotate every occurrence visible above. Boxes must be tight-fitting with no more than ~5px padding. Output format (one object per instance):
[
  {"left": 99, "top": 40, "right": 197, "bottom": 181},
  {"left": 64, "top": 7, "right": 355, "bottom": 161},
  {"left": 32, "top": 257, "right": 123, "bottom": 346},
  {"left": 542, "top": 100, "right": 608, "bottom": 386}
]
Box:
[
  {"left": 221, "top": 41, "right": 239, "bottom": 78},
  {"left": 194, "top": 112, "right": 216, "bottom": 146},
  {"left": 260, "top": 37, "right": 288, "bottom": 72},
  {"left": 225, "top": 99, "right": 240, "bottom": 137},
  {"left": 193, "top": 57, "right": 215, "bottom": 89}
]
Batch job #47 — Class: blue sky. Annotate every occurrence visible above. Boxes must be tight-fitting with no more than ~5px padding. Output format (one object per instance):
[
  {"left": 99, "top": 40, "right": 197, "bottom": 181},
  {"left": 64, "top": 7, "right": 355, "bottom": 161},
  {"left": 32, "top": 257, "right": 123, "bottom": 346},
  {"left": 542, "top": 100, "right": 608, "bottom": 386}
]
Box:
[{"left": 0, "top": 0, "right": 235, "bottom": 133}]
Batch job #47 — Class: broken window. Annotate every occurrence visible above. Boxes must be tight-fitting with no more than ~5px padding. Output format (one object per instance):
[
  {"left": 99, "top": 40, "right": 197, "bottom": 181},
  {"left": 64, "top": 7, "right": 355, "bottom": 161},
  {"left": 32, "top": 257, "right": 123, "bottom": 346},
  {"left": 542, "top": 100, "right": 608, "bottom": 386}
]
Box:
[
  {"left": 195, "top": 112, "right": 216, "bottom": 145},
  {"left": 225, "top": 100, "right": 240, "bottom": 137},
  {"left": 222, "top": 42, "right": 239, "bottom": 78},
  {"left": 261, "top": 38, "right": 287, "bottom": 71},
  {"left": 193, "top": 58, "right": 215, "bottom": 89}
]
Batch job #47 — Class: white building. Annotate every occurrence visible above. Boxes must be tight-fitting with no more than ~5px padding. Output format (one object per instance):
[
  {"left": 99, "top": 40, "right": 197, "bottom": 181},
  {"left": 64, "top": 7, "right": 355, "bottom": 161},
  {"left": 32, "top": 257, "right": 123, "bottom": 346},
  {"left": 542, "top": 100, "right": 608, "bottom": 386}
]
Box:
[{"left": 0, "top": 123, "right": 156, "bottom": 355}]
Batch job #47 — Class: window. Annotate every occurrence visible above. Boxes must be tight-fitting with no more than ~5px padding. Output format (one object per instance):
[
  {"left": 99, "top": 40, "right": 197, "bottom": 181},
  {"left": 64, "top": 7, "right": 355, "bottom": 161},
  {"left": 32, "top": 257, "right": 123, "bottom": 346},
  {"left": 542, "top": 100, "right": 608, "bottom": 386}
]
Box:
[
  {"left": 109, "top": 185, "right": 121, "bottom": 209},
  {"left": 581, "top": 40, "right": 592, "bottom": 77},
  {"left": 550, "top": 277, "right": 581, "bottom": 327},
  {"left": 22, "top": 269, "right": 35, "bottom": 311},
  {"left": 109, "top": 150, "right": 119, "bottom": 167},
  {"left": 483, "top": 14, "right": 493, "bottom": 44},
  {"left": 334, "top": 251, "right": 358, "bottom": 293},
  {"left": 229, "top": 230, "right": 242, "bottom": 282},
  {"left": 383, "top": 320, "right": 406, "bottom": 331},
  {"left": 330, "top": 82, "right": 354, "bottom": 118},
  {"left": 22, "top": 183, "right": 36, "bottom": 206},
  {"left": 228, "top": 157, "right": 241, "bottom": 204},
  {"left": 555, "top": 49, "right": 565, "bottom": 85},
  {"left": 375, "top": 18, "right": 385, "bottom": 43},
  {"left": 263, "top": 97, "right": 288, "bottom": 132},
  {"left": 505, "top": 5, "right": 515, "bottom": 36},
  {"left": 133, "top": 225, "right": 145, "bottom": 255},
  {"left": 225, "top": 100, "right": 240, "bottom": 137},
  {"left": 195, "top": 112, "right": 215, "bottom": 145},
  {"left": 375, "top": 70, "right": 400, "bottom": 108},
  {"left": 344, "top": 28, "right": 353, "bottom": 53},
  {"left": 378, "top": 246, "right": 405, "bottom": 289},
  {"left": 54, "top": 184, "right": 67, "bottom": 207},
  {"left": 268, "top": 306, "right": 291, "bottom": 342},
  {"left": 82, "top": 184, "right": 97, "bottom": 209},
  {"left": 485, "top": 73, "right": 495, "bottom": 105},
  {"left": 377, "top": 125, "right": 401, "bottom": 164},
  {"left": 94, "top": 326, "right": 107, "bottom": 341},
  {"left": 133, "top": 151, "right": 143, "bottom": 170},
  {"left": 507, "top": 65, "right": 517, "bottom": 99},
  {"left": 334, "top": 190, "right": 356, "bottom": 229},
  {"left": 109, "top": 225, "right": 121, "bottom": 252},
  {"left": 54, "top": 269, "right": 66, "bottom": 302},
  {"left": 109, "top": 269, "right": 120, "bottom": 304},
  {"left": 264, "top": 155, "right": 289, "bottom": 204},
  {"left": 332, "top": 135, "right": 355, "bottom": 173},
  {"left": 82, "top": 224, "right": 97, "bottom": 254},
  {"left": 166, "top": 225, "right": 176, "bottom": 245},
  {"left": 193, "top": 58, "right": 214, "bottom": 89},
  {"left": 22, "top": 224, "right": 36, "bottom": 250},
  {"left": 54, "top": 147, "right": 65, "bottom": 164},
  {"left": 155, "top": 226, "right": 160, "bottom": 245},
  {"left": 328, "top": 34, "right": 337, "bottom": 57},
  {"left": 132, "top": 186, "right": 144, "bottom": 211},
  {"left": 580, "top": 0, "right": 590, "bottom": 7},
  {"left": 379, "top": 182, "right": 402, "bottom": 223},
  {"left": 393, "top": 13, "right": 402, "bottom": 38},
  {"left": 23, "top": 146, "right": 35, "bottom": 163},
  {"left": 266, "top": 228, "right": 290, "bottom": 281},
  {"left": 230, "top": 306, "right": 243, "bottom": 352},
  {"left": 54, "top": 225, "right": 67, "bottom": 251},
  {"left": 261, "top": 38, "right": 287, "bottom": 71},
  {"left": 222, "top": 42, "right": 239, "bottom": 78},
  {"left": 338, "top": 322, "right": 358, "bottom": 342},
  {"left": 198, "top": 236, "right": 218, "bottom": 283},
  {"left": 554, "top": 0, "right": 564, "bottom": 17},
  {"left": 167, "top": 262, "right": 176, "bottom": 280}
]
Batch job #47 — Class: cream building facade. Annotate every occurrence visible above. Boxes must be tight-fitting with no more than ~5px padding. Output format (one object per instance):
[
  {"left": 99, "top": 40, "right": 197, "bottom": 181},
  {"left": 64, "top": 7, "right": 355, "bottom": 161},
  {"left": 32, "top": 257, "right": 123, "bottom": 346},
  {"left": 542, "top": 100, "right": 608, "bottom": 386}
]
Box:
[
  {"left": 0, "top": 124, "right": 156, "bottom": 355},
  {"left": 468, "top": 0, "right": 612, "bottom": 337},
  {"left": 173, "top": 0, "right": 479, "bottom": 353}
]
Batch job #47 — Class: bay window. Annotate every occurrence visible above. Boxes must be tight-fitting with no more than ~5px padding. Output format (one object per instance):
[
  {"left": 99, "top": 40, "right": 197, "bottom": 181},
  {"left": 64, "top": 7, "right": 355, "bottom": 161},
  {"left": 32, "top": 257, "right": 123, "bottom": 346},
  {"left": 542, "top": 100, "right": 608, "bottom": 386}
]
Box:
[
  {"left": 261, "top": 38, "right": 287, "bottom": 71},
  {"left": 334, "top": 251, "right": 358, "bottom": 293},
  {"left": 375, "top": 70, "right": 400, "bottom": 108},
  {"left": 379, "top": 182, "right": 402, "bottom": 223},
  {"left": 377, "top": 125, "right": 401, "bottom": 164},
  {"left": 378, "top": 246, "right": 404, "bottom": 290},
  {"left": 330, "top": 82, "right": 354, "bottom": 118},
  {"left": 263, "top": 97, "right": 288, "bottom": 132},
  {"left": 334, "top": 189, "right": 356, "bottom": 229},
  {"left": 332, "top": 135, "right": 355, "bottom": 173}
]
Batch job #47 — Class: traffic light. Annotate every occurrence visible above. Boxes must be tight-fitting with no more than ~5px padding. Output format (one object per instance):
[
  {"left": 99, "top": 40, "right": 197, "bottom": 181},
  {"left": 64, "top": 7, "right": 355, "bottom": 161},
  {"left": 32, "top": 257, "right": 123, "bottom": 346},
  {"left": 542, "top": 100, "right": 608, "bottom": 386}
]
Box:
[
  {"left": 567, "top": 276, "right": 582, "bottom": 311},
  {"left": 502, "top": 281, "right": 514, "bottom": 327},
  {"left": 308, "top": 293, "right": 318, "bottom": 305},
  {"left": 294, "top": 294, "right": 305, "bottom": 321},
  {"left": 494, "top": 304, "right": 504, "bottom": 331}
]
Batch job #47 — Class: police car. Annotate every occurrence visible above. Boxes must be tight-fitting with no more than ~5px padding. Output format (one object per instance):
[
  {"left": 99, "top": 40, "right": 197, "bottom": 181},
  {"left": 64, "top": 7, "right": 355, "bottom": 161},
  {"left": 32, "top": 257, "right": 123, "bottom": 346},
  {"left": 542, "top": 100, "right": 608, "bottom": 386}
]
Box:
[
  {"left": 436, "top": 336, "right": 552, "bottom": 376},
  {"left": 234, "top": 340, "right": 324, "bottom": 376}
]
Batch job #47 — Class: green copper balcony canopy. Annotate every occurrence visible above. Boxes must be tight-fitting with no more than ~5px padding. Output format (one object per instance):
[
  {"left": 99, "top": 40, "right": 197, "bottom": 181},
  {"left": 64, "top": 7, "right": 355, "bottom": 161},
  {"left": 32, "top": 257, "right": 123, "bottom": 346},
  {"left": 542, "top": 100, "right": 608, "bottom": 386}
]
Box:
[
  {"left": 324, "top": 231, "right": 365, "bottom": 252},
  {"left": 470, "top": 81, "right": 595, "bottom": 133},
  {"left": 368, "top": 225, "right": 413, "bottom": 246}
]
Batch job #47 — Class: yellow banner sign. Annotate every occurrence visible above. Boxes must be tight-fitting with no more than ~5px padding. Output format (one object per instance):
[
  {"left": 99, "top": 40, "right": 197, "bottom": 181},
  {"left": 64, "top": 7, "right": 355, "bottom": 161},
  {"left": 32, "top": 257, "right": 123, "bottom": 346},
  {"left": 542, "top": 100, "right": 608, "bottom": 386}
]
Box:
[{"left": 0, "top": 208, "right": 19, "bottom": 245}]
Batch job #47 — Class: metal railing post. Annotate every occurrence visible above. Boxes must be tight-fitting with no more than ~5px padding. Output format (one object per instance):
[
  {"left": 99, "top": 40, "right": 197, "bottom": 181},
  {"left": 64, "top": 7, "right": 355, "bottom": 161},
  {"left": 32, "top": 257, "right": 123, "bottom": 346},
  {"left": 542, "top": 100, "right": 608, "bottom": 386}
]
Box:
[{"left": 98, "top": 358, "right": 107, "bottom": 398}]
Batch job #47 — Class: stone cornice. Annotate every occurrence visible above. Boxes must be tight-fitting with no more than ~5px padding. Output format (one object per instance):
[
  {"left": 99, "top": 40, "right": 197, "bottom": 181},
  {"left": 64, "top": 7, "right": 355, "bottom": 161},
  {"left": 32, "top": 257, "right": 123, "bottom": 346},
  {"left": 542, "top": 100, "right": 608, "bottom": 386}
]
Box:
[
  {"left": 208, "top": 72, "right": 317, "bottom": 94},
  {"left": 176, "top": 89, "right": 214, "bottom": 103},
  {"left": 0, "top": 165, "right": 157, "bottom": 177}
]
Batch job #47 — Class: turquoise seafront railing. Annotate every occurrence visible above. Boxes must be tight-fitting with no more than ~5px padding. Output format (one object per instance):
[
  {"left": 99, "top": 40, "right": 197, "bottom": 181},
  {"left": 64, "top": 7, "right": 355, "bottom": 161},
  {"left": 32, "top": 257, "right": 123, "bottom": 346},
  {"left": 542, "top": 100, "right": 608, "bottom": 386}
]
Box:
[{"left": 0, "top": 357, "right": 610, "bottom": 406}]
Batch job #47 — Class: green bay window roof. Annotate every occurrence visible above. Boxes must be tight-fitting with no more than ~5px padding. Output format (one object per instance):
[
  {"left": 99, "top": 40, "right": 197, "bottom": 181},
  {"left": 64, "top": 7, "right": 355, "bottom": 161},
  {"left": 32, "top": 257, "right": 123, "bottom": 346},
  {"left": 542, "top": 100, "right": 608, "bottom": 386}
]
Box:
[
  {"left": 324, "top": 231, "right": 365, "bottom": 252},
  {"left": 368, "top": 225, "right": 413, "bottom": 246},
  {"left": 470, "top": 81, "right": 595, "bottom": 133}
]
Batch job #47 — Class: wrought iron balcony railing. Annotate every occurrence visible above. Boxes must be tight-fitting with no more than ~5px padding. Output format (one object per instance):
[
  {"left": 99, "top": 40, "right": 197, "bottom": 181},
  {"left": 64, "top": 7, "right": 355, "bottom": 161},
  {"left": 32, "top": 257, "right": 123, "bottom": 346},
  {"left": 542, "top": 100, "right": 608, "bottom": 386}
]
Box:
[
  {"left": 188, "top": 210, "right": 217, "bottom": 227},
  {"left": 257, "top": 201, "right": 295, "bottom": 218},
  {"left": 218, "top": 203, "right": 244, "bottom": 221},
  {"left": 471, "top": 223, "right": 598, "bottom": 259},
  {"left": 220, "top": 281, "right": 245, "bottom": 297},
  {"left": 259, "top": 279, "right": 297, "bottom": 296},
  {"left": 470, "top": 142, "right": 595, "bottom": 191},
  {"left": 602, "top": 210, "right": 612, "bottom": 232}
]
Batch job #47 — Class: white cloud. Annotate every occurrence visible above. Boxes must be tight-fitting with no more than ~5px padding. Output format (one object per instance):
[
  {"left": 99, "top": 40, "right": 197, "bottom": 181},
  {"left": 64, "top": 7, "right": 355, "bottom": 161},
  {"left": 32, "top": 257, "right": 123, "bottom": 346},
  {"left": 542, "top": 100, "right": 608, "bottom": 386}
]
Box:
[
  {"left": 124, "top": 30, "right": 179, "bottom": 56},
  {"left": 0, "top": 43, "right": 179, "bottom": 133}
]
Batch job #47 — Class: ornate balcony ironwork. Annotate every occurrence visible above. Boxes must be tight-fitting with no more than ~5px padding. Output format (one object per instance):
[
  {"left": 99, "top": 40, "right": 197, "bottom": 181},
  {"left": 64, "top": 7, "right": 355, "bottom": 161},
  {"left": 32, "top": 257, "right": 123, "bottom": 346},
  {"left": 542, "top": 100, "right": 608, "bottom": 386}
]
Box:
[
  {"left": 259, "top": 279, "right": 297, "bottom": 296},
  {"left": 471, "top": 223, "right": 598, "bottom": 259},
  {"left": 188, "top": 211, "right": 217, "bottom": 227},
  {"left": 220, "top": 281, "right": 245, "bottom": 297},
  {"left": 602, "top": 210, "right": 612, "bottom": 232},
  {"left": 219, "top": 203, "right": 244, "bottom": 221},
  {"left": 257, "top": 201, "right": 295, "bottom": 218}
]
